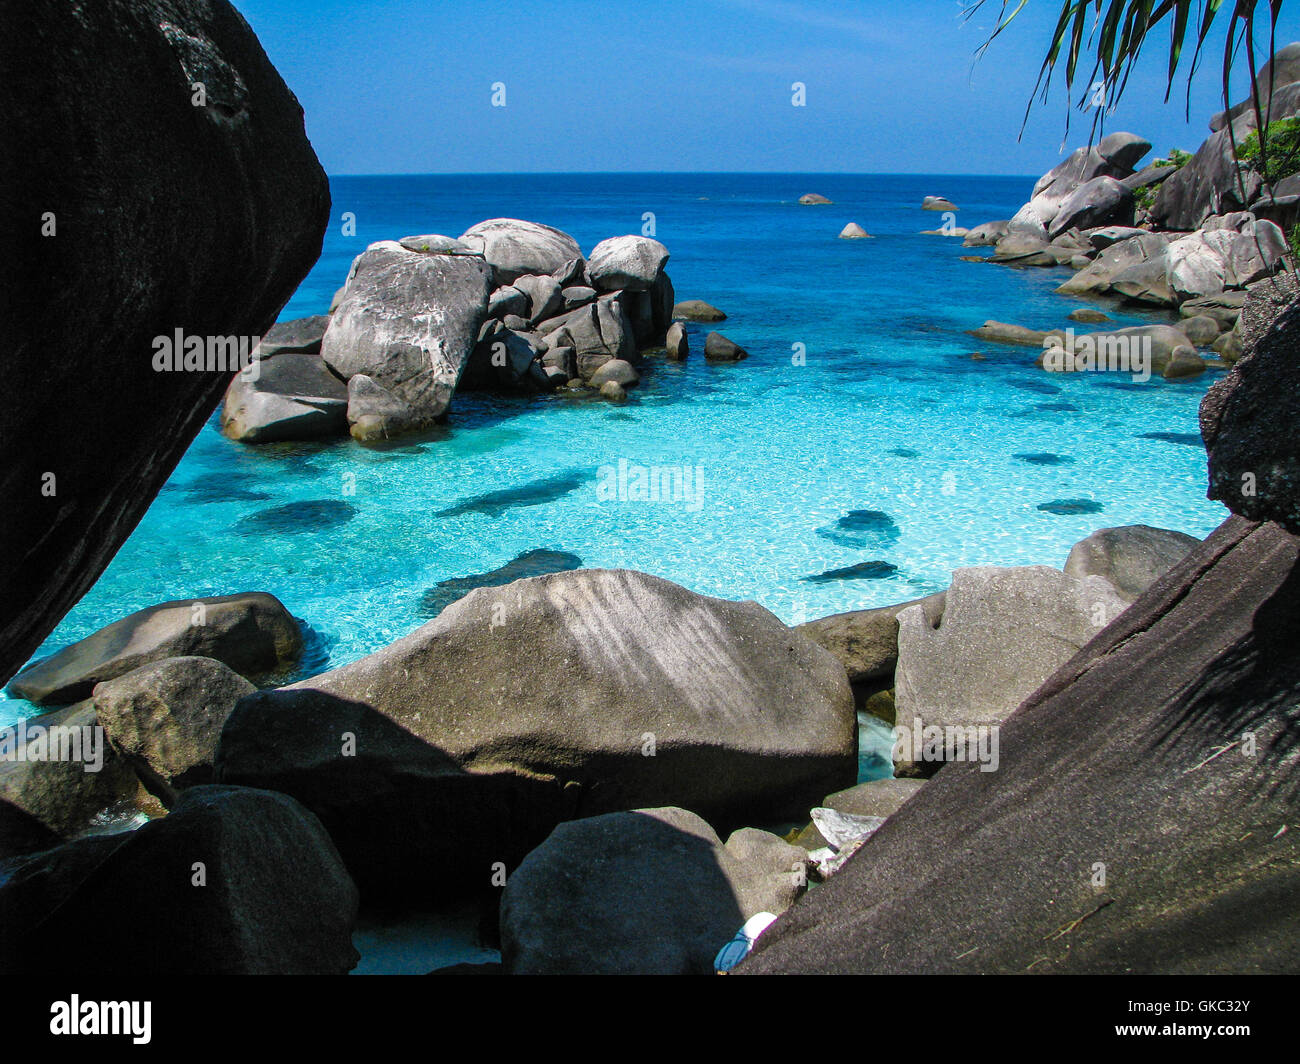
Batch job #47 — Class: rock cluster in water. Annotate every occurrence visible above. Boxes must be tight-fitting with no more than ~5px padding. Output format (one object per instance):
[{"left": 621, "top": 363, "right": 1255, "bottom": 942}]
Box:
[
  {"left": 962, "top": 51, "right": 1300, "bottom": 378},
  {"left": 223, "top": 220, "right": 691, "bottom": 444}
]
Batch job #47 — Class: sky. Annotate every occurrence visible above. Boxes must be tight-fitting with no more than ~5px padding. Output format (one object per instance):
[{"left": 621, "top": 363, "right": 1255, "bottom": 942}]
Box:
[{"left": 233, "top": 0, "right": 1297, "bottom": 176}]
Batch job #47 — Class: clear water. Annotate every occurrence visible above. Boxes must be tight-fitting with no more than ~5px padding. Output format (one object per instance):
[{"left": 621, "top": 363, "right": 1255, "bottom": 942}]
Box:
[{"left": 1, "top": 173, "right": 1229, "bottom": 728}]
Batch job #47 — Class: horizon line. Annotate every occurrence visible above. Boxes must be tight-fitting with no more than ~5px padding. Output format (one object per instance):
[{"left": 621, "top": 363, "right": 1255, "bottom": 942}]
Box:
[{"left": 324, "top": 169, "right": 1042, "bottom": 181}]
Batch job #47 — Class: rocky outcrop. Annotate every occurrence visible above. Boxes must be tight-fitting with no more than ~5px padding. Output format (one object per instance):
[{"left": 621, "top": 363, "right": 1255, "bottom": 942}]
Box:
[
  {"left": 214, "top": 569, "right": 856, "bottom": 900},
  {"left": 0, "top": 785, "right": 359, "bottom": 974},
  {"left": 0, "top": 0, "right": 330, "bottom": 690},
  {"left": 796, "top": 592, "right": 945, "bottom": 686},
  {"left": 586, "top": 236, "right": 670, "bottom": 291},
  {"left": 6, "top": 592, "right": 301, "bottom": 706},
  {"left": 743, "top": 517, "right": 1300, "bottom": 973},
  {"left": 704, "top": 332, "right": 749, "bottom": 362},
  {"left": 672, "top": 299, "right": 726, "bottom": 322},
  {"left": 500, "top": 807, "right": 806, "bottom": 974}
]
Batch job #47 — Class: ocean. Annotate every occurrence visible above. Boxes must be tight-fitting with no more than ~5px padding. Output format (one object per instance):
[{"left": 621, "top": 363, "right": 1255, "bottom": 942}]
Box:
[{"left": 0, "top": 172, "right": 1228, "bottom": 729}]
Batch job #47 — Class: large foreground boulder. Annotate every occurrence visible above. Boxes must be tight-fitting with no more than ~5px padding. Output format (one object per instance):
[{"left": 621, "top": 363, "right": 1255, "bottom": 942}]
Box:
[
  {"left": 6, "top": 592, "right": 302, "bottom": 705},
  {"left": 743, "top": 517, "right": 1300, "bottom": 973},
  {"left": 0, "top": 785, "right": 359, "bottom": 974},
  {"left": 0, "top": 0, "right": 330, "bottom": 689},
  {"left": 320, "top": 241, "right": 491, "bottom": 440},
  {"left": 501, "top": 808, "right": 806, "bottom": 974},
  {"left": 214, "top": 569, "right": 856, "bottom": 900}
]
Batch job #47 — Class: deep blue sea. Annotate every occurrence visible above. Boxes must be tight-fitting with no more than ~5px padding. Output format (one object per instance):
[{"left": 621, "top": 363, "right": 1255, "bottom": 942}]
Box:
[{"left": 1, "top": 173, "right": 1229, "bottom": 730}]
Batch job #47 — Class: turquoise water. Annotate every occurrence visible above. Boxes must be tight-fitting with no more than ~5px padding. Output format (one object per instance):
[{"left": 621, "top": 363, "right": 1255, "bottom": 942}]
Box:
[{"left": 1, "top": 173, "right": 1229, "bottom": 727}]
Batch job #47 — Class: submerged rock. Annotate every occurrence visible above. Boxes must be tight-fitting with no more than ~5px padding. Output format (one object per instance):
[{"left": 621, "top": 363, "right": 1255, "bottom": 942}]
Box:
[
  {"left": 0, "top": 785, "right": 359, "bottom": 975},
  {"left": 7, "top": 593, "right": 302, "bottom": 706},
  {"left": 501, "top": 807, "right": 807, "bottom": 974},
  {"left": 419, "top": 549, "right": 583, "bottom": 619},
  {"left": 799, "top": 193, "right": 832, "bottom": 205},
  {"left": 214, "top": 569, "right": 856, "bottom": 901}
]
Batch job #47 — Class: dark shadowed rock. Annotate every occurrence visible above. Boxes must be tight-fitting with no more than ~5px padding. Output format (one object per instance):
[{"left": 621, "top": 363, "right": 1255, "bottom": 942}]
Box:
[
  {"left": 1154, "top": 86, "right": 1300, "bottom": 230},
  {"left": 0, "top": 785, "right": 359, "bottom": 974},
  {"left": 0, "top": 702, "right": 157, "bottom": 840},
  {"left": 6, "top": 592, "right": 302, "bottom": 705},
  {"left": 214, "top": 569, "right": 855, "bottom": 901},
  {"left": 1049, "top": 176, "right": 1135, "bottom": 238},
  {"left": 743, "top": 518, "right": 1300, "bottom": 974},
  {"left": 0, "top": 0, "right": 330, "bottom": 689},
  {"left": 91, "top": 656, "right": 257, "bottom": 805},
  {"left": 254, "top": 315, "right": 329, "bottom": 357},
  {"left": 1202, "top": 273, "right": 1300, "bottom": 533},
  {"left": 501, "top": 808, "right": 805, "bottom": 974}
]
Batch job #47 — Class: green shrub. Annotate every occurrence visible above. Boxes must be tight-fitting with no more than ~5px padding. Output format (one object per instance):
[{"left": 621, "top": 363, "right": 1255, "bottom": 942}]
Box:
[
  {"left": 1237, "top": 117, "right": 1300, "bottom": 182},
  {"left": 1168, "top": 148, "right": 1193, "bottom": 168}
]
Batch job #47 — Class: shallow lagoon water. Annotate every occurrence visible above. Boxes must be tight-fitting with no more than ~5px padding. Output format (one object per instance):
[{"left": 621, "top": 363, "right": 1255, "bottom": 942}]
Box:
[{"left": 1, "top": 173, "right": 1229, "bottom": 727}]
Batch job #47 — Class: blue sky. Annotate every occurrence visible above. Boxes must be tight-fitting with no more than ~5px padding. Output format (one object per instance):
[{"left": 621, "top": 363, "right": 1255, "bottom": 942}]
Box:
[{"left": 234, "top": 0, "right": 1291, "bottom": 176}]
